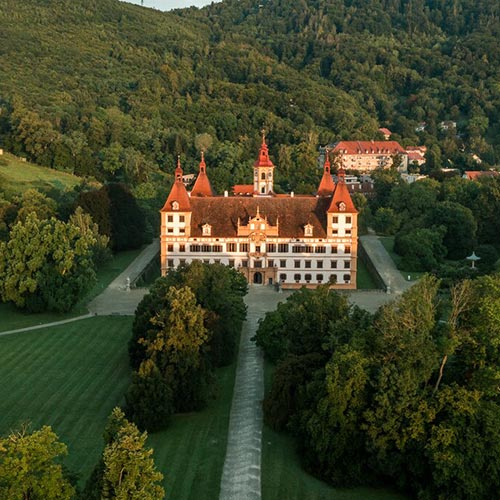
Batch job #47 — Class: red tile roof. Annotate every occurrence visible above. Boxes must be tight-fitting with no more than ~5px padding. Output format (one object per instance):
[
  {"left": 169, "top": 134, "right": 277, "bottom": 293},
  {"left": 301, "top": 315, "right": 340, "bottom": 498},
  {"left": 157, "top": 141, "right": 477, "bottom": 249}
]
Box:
[
  {"left": 334, "top": 141, "right": 405, "bottom": 155},
  {"left": 161, "top": 158, "right": 191, "bottom": 212},
  {"left": 317, "top": 153, "right": 335, "bottom": 196},
  {"left": 328, "top": 170, "right": 358, "bottom": 213},
  {"left": 233, "top": 184, "right": 255, "bottom": 196},
  {"left": 191, "top": 152, "right": 214, "bottom": 197},
  {"left": 378, "top": 128, "right": 392, "bottom": 136},
  {"left": 189, "top": 197, "right": 331, "bottom": 238},
  {"left": 464, "top": 171, "right": 500, "bottom": 181}
]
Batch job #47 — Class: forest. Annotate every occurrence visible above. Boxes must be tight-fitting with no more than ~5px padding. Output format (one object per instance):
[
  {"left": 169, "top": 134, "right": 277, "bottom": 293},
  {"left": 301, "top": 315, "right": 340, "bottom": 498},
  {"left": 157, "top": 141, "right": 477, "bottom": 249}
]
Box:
[{"left": 0, "top": 0, "right": 499, "bottom": 197}]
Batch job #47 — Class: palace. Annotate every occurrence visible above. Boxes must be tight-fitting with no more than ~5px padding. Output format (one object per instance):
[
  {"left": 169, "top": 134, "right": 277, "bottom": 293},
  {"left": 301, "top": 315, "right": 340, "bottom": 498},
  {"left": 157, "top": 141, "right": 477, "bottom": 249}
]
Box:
[{"left": 160, "top": 137, "right": 358, "bottom": 289}]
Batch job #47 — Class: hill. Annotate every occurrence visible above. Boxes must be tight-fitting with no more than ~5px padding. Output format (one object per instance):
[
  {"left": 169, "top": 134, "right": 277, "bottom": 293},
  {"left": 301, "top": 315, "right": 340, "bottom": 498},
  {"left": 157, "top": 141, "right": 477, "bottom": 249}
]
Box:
[
  {"left": 0, "top": 0, "right": 499, "bottom": 193},
  {"left": 0, "top": 153, "right": 84, "bottom": 198}
]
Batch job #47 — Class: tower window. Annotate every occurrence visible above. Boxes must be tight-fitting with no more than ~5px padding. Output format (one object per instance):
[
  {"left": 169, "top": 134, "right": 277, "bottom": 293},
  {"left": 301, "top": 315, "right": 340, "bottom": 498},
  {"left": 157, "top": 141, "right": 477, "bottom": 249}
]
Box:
[{"left": 261, "top": 173, "right": 266, "bottom": 180}]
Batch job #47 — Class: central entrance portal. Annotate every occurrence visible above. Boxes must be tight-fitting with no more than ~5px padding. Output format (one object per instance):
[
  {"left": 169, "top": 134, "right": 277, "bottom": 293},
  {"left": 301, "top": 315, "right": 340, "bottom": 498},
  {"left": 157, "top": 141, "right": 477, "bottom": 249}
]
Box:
[{"left": 253, "top": 272, "right": 263, "bottom": 285}]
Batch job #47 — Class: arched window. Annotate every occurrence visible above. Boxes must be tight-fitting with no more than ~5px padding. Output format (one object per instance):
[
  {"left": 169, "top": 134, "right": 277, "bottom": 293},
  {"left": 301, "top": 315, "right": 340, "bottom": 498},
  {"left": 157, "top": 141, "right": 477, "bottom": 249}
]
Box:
[
  {"left": 279, "top": 273, "right": 286, "bottom": 282},
  {"left": 343, "top": 274, "right": 350, "bottom": 283},
  {"left": 305, "top": 274, "right": 312, "bottom": 282},
  {"left": 317, "top": 274, "right": 323, "bottom": 283},
  {"left": 261, "top": 172, "right": 266, "bottom": 180},
  {"left": 294, "top": 273, "right": 301, "bottom": 282}
]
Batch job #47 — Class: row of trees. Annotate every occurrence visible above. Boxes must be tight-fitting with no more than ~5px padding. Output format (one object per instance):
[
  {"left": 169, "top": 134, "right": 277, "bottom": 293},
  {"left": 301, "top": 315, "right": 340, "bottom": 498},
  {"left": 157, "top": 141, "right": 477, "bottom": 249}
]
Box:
[
  {"left": 125, "top": 261, "right": 247, "bottom": 431},
  {"left": 0, "top": 182, "right": 151, "bottom": 313},
  {"left": 0, "top": 409, "right": 164, "bottom": 499},
  {"left": 368, "top": 170, "right": 500, "bottom": 275},
  {"left": 254, "top": 276, "right": 500, "bottom": 498}
]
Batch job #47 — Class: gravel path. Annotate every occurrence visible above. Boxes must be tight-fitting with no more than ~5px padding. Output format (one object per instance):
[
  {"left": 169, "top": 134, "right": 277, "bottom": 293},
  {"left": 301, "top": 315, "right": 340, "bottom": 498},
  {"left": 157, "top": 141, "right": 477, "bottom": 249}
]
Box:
[{"left": 219, "top": 286, "right": 287, "bottom": 500}]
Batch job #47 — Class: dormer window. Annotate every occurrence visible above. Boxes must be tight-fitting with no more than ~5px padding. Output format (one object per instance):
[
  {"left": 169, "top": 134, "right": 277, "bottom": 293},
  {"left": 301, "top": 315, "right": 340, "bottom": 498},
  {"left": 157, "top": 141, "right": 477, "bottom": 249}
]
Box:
[
  {"left": 339, "top": 202, "right": 346, "bottom": 212},
  {"left": 172, "top": 201, "right": 179, "bottom": 211},
  {"left": 202, "top": 223, "right": 212, "bottom": 236},
  {"left": 304, "top": 224, "right": 314, "bottom": 237}
]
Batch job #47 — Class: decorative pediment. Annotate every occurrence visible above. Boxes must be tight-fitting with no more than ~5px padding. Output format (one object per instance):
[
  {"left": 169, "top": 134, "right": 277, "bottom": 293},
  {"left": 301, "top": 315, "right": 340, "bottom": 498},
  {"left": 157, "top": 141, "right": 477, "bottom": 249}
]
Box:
[
  {"left": 202, "top": 223, "right": 212, "bottom": 236},
  {"left": 237, "top": 208, "right": 279, "bottom": 238},
  {"left": 304, "top": 223, "right": 314, "bottom": 237},
  {"left": 338, "top": 202, "right": 346, "bottom": 212},
  {"left": 172, "top": 201, "right": 179, "bottom": 211}
]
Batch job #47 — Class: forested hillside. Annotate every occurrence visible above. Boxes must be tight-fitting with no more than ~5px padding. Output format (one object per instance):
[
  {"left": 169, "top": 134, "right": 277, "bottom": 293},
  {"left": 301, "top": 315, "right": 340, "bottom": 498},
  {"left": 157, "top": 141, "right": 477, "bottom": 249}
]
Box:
[{"left": 0, "top": 0, "right": 499, "bottom": 193}]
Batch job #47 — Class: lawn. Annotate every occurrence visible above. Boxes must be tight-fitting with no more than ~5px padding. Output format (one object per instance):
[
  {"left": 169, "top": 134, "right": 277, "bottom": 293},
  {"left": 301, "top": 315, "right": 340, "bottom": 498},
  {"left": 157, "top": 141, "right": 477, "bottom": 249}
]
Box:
[
  {"left": 356, "top": 257, "right": 379, "bottom": 289},
  {"left": 379, "top": 236, "right": 424, "bottom": 281},
  {"left": 0, "top": 316, "right": 133, "bottom": 485},
  {"left": 148, "top": 361, "right": 237, "bottom": 500},
  {"left": 262, "top": 360, "right": 406, "bottom": 500},
  {"left": 0, "top": 152, "right": 86, "bottom": 197},
  {"left": 0, "top": 247, "right": 143, "bottom": 332}
]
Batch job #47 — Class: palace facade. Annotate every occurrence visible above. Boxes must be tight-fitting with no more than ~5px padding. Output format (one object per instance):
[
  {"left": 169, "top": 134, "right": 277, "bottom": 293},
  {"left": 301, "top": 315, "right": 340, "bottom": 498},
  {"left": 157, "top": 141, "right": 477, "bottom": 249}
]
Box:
[{"left": 160, "top": 137, "right": 358, "bottom": 289}]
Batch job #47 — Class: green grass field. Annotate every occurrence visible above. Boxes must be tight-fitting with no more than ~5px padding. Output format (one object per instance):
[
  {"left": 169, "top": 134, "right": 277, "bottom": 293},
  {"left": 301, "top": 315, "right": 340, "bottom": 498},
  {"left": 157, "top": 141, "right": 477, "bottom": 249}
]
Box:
[
  {"left": 0, "top": 153, "right": 86, "bottom": 197},
  {"left": 0, "top": 317, "right": 133, "bottom": 484},
  {"left": 0, "top": 247, "right": 143, "bottom": 332},
  {"left": 149, "top": 362, "right": 237, "bottom": 500},
  {"left": 379, "top": 236, "right": 424, "bottom": 281},
  {"left": 356, "top": 257, "right": 379, "bottom": 289},
  {"left": 262, "top": 361, "right": 406, "bottom": 500}
]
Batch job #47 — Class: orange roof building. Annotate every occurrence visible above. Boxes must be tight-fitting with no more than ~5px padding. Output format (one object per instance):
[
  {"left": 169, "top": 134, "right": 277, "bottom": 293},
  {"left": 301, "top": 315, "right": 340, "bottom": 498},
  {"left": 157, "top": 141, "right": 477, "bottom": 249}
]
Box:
[
  {"left": 332, "top": 140, "right": 408, "bottom": 172},
  {"left": 160, "top": 136, "right": 359, "bottom": 289}
]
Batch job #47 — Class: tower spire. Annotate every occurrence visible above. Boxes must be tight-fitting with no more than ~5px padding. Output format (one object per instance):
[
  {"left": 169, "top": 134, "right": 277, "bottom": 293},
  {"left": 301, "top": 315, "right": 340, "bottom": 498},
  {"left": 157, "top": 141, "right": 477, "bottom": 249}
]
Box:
[{"left": 317, "top": 149, "right": 335, "bottom": 196}]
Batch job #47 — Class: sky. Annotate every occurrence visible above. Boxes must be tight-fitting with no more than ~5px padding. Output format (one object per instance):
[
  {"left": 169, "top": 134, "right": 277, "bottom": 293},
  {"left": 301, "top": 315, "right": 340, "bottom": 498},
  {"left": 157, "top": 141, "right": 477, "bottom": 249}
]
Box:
[{"left": 123, "top": 0, "right": 218, "bottom": 10}]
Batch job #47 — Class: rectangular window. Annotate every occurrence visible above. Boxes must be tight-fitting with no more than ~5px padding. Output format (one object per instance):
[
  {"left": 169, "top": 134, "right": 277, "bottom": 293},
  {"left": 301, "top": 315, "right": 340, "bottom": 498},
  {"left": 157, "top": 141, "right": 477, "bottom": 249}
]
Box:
[
  {"left": 229, "top": 260, "right": 235, "bottom": 267},
  {"left": 280, "top": 259, "right": 286, "bottom": 267},
  {"left": 201, "top": 244, "right": 211, "bottom": 252},
  {"left": 346, "top": 216, "right": 352, "bottom": 224},
  {"left": 179, "top": 259, "right": 186, "bottom": 265},
  {"left": 345, "top": 245, "right": 351, "bottom": 254},
  {"left": 213, "top": 245, "right": 222, "bottom": 252},
  {"left": 332, "top": 246, "right": 338, "bottom": 254},
  {"left": 332, "top": 229, "right": 338, "bottom": 235},
  {"left": 167, "top": 244, "right": 174, "bottom": 252},
  {"left": 179, "top": 244, "right": 185, "bottom": 252},
  {"left": 241, "top": 260, "right": 248, "bottom": 268},
  {"left": 278, "top": 243, "right": 289, "bottom": 253},
  {"left": 292, "top": 245, "right": 302, "bottom": 253},
  {"left": 343, "top": 274, "right": 351, "bottom": 283},
  {"left": 228, "top": 243, "right": 237, "bottom": 252},
  {"left": 305, "top": 260, "right": 311, "bottom": 269},
  {"left": 254, "top": 261, "right": 262, "bottom": 268},
  {"left": 256, "top": 246, "right": 261, "bottom": 253},
  {"left": 167, "top": 228, "right": 174, "bottom": 234},
  {"left": 344, "top": 261, "right": 351, "bottom": 269},
  {"left": 305, "top": 245, "right": 314, "bottom": 253},
  {"left": 279, "top": 273, "right": 287, "bottom": 282},
  {"left": 167, "top": 259, "right": 174, "bottom": 267},
  {"left": 317, "top": 274, "right": 324, "bottom": 282},
  {"left": 315, "top": 246, "right": 326, "bottom": 254},
  {"left": 332, "top": 216, "right": 338, "bottom": 224},
  {"left": 268, "top": 260, "right": 274, "bottom": 268},
  {"left": 317, "top": 261, "right": 323, "bottom": 269},
  {"left": 179, "top": 228, "right": 185, "bottom": 234},
  {"left": 294, "top": 273, "right": 301, "bottom": 282},
  {"left": 331, "top": 261, "right": 337, "bottom": 269},
  {"left": 203, "top": 259, "right": 210, "bottom": 264},
  {"left": 346, "top": 229, "right": 351, "bottom": 235},
  {"left": 294, "top": 260, "right": 300, "bottom": 268},
  {"left": 267, "top": 243, "right": 276, "bottom": 253},
  {"left": 240, "top": 243, "right": 249, "bottom": 252},
  {"left": 179, "top": 215, "right": 185, "bottom": 223},
  {"left": 214, "top": 259, "right": 220, "bottom": 264},
  {"left": 191, "top": 244, "right": 200, "bottom": 252},
  {"left": 167, "top": 215, "right": 173, "bottom": 223}
]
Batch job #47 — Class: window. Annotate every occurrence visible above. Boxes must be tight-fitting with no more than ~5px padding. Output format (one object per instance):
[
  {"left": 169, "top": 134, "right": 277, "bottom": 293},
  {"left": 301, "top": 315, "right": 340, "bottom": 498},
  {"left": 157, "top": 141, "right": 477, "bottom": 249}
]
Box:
[
  {"left": 168, "top": 244, "right": 174, "bottom": 252},
  {"left": 332, "top": 216, "right": 338, "bottom": 224},
  {"left": 317, "top": 274, "right": 324, "bottom": 282},
  {"left": 228, "top": 243, "right": 237, "bottom": 252},
  {"left": 241, "top": 260, "right": 248, "bottom": 268},
  {"left": 256, "top": 246, "right": 261, "bottom": 253},
  {"left": 240, "top": 243, "right": 249, "bottom": 252},
  {"left": 254, "top": 261, "right": 262, "bottom": 268},
  {"left": 167, "top": 215, "right": 173, "bottom": 223},
  {"left": 202, "top": 224, "right": 211, "bottom": 236},
  {"left": 280, "top": 273, "right": 287, "bottom": 282},
  {"left": 179, "top": 245, "right": 185, "bottom": 252},
  {"left": 267, "top": 243, "right": 276, "bottom": 253},
  {"left": 261, "top": 187, "right": 265, "bottom": 194},
  {"left": 294, "top": 260, "right": 300, "bottom": 268},
  {"left": 305, "top": 260, "right": 311, "bottom": 269},
  {"left": 213, "top": 245, "right": 222, "bottom": 252},
  {"left": 344, "top": 261, "right": 351, "bottom": 269},
  {"left": 332, "top": 229, "right": 338, "bottom": 235},
  {"left": 261, "top": 172, "right": 266, "bottom": 180},
  {"left": 278, "top": 243, "right": 289, "bottom": 253},
  {"left": 304, "top": 224, "right": 313, "bottom": 237},
  {"left": 201, "top": 244, "right": 211, "bottom": 252},
  {"left": 280, "top": 259, "right": 286, "bottom": 267},
  {"left": 179, "top": 228, "right": 185, "bottom": 234},
  {"left": 179, "top": 215, "right": 185, "bottom": 222},
  {"left": 180, "top": 259, "right": 186, "bottom": 265},
  {"left": 268, "top": 260, "right": 274, "bottom": 267},
  {"left": 294, "top": 274, "right": 301, "bottom": 282},
  {"left": 168, "top": 259, "right": 174, "bottom": 267},
  {"left": 332, "top": 246, "right": 338, "bottom": 254},
  {"left": 191, "top": 244, "right": 200, "bottom": 252},
  {"left": 292, "top": 246, "right": 302, "bottom": 253},
  {"left": 331, "top": 261, "right": 337, "bottom": 269},
  {"left": 305, "top": 274, "right": 312, "bottom": 282},
  {"left": 305, "top": 245, "right": 314, "bottom": 253},
  {"left": 317, "top": 261, "right": 323, "bottom": 269},
  {"left": 229, "top": 260, "right": 235, "bottom": 267},
  {"left": 214, "top": 259, "right": 220, "bottom": 264},
  {"left": 345, "top": 245, "right": 351, "bottom": 254},
  {"left": 315, "top": 246, "right": 326, "bottom": 254},
  {"left": 343, "top": 274, "right": 350, "bottom": 283},
  {"left": 346, "top": 216, "right": 351, "bottom": 224},
  {"left": 331, "top": 275, "right": 337, "bottom": 284},
  {"left": 203, "top": 259, "right": 210, "bottom": 264}
]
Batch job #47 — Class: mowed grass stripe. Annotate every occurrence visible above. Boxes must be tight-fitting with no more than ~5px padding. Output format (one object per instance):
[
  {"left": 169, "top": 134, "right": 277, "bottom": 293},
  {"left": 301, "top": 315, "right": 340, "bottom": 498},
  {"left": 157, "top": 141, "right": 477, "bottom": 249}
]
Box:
[
  {"left": 148, "top": 362, "right": 238, "bottom": 500},
  {"left": 0, "top": 317, "right": 132, "bottom": 485}
]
